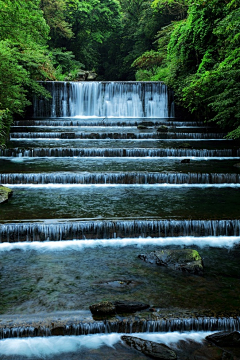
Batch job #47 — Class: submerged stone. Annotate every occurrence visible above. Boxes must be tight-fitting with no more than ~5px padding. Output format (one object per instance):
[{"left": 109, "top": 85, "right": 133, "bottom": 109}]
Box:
[
  {"left": 122, "top": 336, "right": 177, "bottom": 359},
  {"left": 138, "top": 249, "right": 203, "bottom": 275},
  {"left": 0, "top": 185, "right": 13, "bottom": 204},
  {"left": 98, "top": 279, "right": 138, "bottom": 289}
]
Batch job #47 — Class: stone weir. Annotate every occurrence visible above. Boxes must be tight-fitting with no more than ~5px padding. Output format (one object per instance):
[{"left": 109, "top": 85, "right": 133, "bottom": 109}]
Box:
[
  {"left": 1, "top": 313, "right": 240, "bottom": 339},
  {"left": 1, "top": 172, "right": 240, "bottom": 185},
  {"left": 1, "top": 219, "right": 240, "bottom": 242},
  {"left": 1, "top": 147, "right": 240, "bottom": 157},
  {"left": 33, "top": 81, "right": 174, "bottom": 118}
]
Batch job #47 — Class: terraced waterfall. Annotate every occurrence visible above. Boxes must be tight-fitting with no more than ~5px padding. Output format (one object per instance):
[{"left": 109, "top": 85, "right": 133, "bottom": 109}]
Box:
[{"left": 1, "top": 81, "right": 240, "bottom": 359}]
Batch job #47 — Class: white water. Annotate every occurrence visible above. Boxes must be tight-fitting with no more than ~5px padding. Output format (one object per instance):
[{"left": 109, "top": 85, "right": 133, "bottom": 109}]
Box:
[
  {"left": 0, "top": 236, "right": 239, "bottom": 252},
  {"left": 0, "top": 332, "right": 213, "bottom": 357},
  {"left": 33, "top": 82, "right": 173, "bottom": 118},
  {"left": 4, "top": 183, "right": 240, "bottom": 188}
]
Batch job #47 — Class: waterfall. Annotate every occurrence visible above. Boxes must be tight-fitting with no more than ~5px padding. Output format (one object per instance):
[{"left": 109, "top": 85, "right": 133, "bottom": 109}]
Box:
[
  {"left": 1, "top": 172, "right": 240, "bottom": 185},
  {"left": 1, "top": 147, "right": 239, "bottom": 157},
  {"left": 1, "top": 219, "right": 239, "bottom": 242},
  {"left": 33, "top": 81, "right": 173, "bottom": 118},
  {"left": 10, "top": 132, "right": 226, "bottom": 139},
  {"left": 1, "top": 317, "right": 240, "bottom": 338}
]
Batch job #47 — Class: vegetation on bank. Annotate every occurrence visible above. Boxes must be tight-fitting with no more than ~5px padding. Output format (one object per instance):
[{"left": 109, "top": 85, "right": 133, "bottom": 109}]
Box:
[
  {"left": 133, "top": 0, "right": 240, "bottom": 138},
  {"left": 0, "top": 0, "right": 239, "bottom": 145}
]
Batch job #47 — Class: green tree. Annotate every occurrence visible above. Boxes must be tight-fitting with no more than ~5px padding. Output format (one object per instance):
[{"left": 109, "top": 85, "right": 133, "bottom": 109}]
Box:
[{"left": 0, "top": 0, "right": 53, "bottom": 145}]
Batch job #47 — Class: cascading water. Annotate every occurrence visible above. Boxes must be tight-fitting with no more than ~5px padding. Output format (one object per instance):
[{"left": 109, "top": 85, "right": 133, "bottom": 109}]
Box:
[
  {"left": 1, "top": 81, "right": 240, "bottom": 359},
  {"left": 33, "top": 81, "right": 174, "bottom": 118}
]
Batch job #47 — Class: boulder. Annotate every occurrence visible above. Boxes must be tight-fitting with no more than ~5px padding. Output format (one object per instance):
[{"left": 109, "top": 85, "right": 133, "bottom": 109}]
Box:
[
  {"left": 181, "top": 159, "right": 190, "bottom": 163},
  {"left": 89, "top": 301, "right": 115, "bottom": 315},
  {"left": 206, "top": 331, "right": 240, "bottom": 347},
  {"left": 121, "top": 336, "right": 177, "bottom": 359},
  {"left": 0, "top": 185, "right": 13, "bottom": 204},
  {"left": 138, "top": 249, "right": 203, "bottom": 275},
  {"left": 114, "top": 301, "right": 149, "bottom": 313},
  {"left": 137, "top": 124, "right": 148, "bottom": 130},
  {"left": 157, "top": 125, "right": 168, "bottom": 133}
]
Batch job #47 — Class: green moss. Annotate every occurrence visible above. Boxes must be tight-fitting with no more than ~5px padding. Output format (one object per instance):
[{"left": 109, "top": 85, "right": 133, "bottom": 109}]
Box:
[{"left": 0, "top": 185, "right": 13, "bottom": 204}]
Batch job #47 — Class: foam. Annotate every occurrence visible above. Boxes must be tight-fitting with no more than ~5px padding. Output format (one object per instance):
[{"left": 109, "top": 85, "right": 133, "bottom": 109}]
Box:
[
  {"left": 0, "top": 332, "right": 212, "bottom": 357},
  {"left": 0, "top": 236, "right": 239, "bottom": 252}
]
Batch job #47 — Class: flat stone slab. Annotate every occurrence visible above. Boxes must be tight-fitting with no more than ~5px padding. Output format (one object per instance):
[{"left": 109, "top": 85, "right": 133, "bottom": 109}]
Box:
[{"left": 122, "top": 335, "right": 177, "bottom": 359}]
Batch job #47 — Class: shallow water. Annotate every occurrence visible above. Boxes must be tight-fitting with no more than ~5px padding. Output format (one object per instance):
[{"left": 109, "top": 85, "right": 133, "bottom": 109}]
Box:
[
  {"left": 1, "top": 186, "right": 240, "bottom": 220},
  {"left": 1, "top": 158, "right": 239, "bottom": 174},
  {"left": 0, "top": 243, "right": 240, "bottom": 314}
]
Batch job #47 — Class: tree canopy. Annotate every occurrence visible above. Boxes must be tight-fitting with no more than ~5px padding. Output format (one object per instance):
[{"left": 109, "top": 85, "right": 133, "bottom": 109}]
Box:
[{"left": 0, "top": 0, "right": 240, "bottom": 144}]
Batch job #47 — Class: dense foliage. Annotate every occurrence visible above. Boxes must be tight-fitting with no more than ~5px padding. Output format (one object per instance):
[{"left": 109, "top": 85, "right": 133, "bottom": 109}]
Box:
[
  {"left": 133, "top": 0, "right": 240, "bottom": 137},
  {"left": 0, "top": 0, "right": 240, "bottom": 144}
]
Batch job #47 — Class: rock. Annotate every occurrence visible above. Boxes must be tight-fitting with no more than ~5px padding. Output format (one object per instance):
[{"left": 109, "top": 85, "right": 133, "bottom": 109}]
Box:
[
  {"left": 157, "top": 125, "right": 168, "bottom": 133},
  {"left": 86, "top": 72, "right": 97, "bottom": 80},
  {"left": 114, "top": 301, "right": 149, "bottom": 313},
  {"left": 60, "top": 132, "right": 75, "bottom": 139},
  {"left": 89, "top": 301, "right": 116, "bottom": 315},
  {"left": 0, "top": 185, "right": 13, "bottom": 204},
  {"left": 122, "top": 336, "right": 177, "bottom": 359},
  {"left": 138, "top": 249, "right": 203, "bottom": 275},
  {"left": 233, "top": 163, "right": 240, "bottom": 168},
  {"left": 206, "top": 331, "right": 240, "bottom": 347},
  {"left": 98, "top": 279, "right": 138, "bottom": 289},
  {"left": 137, "top": 124, "right": 148, "bottom": 130},
  {"left": 181, "top": 159, "right": 190, "bottom": 163}
]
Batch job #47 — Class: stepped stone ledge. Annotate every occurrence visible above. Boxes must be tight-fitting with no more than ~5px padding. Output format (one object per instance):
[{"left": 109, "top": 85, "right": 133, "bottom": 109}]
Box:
[{"left": 1, "top": 310, "right": 240, "bottom": 339}]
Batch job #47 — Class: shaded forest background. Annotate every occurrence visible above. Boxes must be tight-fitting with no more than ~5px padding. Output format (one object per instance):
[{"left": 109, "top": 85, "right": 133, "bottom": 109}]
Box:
[{"left": 0, "top": 0, "right": 239, "bottom": 145}]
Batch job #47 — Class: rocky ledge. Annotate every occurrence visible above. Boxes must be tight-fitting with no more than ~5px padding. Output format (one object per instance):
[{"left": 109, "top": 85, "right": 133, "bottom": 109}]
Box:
[{"left": 0, "top": 185, "right": 13, "bottom": 204}]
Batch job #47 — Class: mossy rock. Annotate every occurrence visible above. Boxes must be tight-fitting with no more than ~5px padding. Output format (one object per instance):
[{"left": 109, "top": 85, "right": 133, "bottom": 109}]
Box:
[
  {"left": 157, "top": 125, "right": 168, "bottom": 132},
  {"left": 137, "top": 124, "right": 148, "bottom": 130},
  {"left": 138, "top": 249, "right": 203, "bottom": 275},
  {"left": 0, "top": 185, "right": 13, "bottom": 204},
  {"left": 89, "top": 301, "right": 116, "bottom": 315}
]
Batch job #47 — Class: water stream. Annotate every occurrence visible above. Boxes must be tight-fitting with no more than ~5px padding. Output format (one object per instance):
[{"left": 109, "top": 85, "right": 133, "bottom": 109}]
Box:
[{"left": 0, "top": 81, "right": 240, "bottom": 358}]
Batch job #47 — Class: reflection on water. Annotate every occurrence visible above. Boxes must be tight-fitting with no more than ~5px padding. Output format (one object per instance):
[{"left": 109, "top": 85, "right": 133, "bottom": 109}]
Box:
[{"left": 0, "top": 186, "right": 240, "bottom": 220}]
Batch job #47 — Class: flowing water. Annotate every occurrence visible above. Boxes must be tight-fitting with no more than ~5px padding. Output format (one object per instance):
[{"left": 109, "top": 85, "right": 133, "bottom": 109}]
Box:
[{"left": 0, "top": 81, "right": 240, "bottom": 358}]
